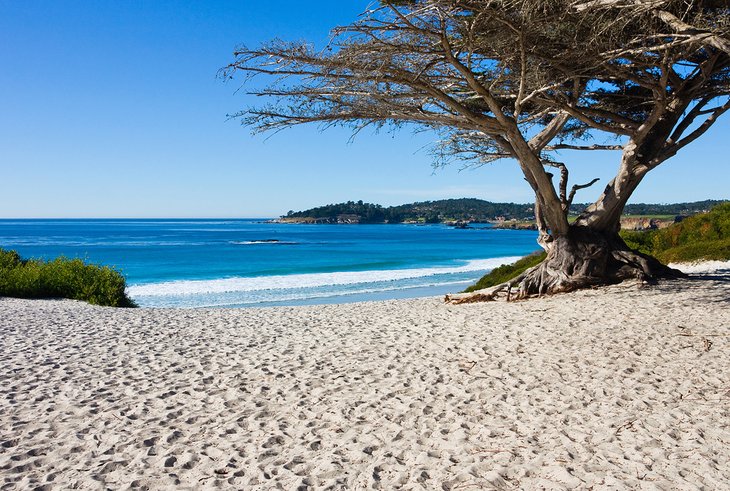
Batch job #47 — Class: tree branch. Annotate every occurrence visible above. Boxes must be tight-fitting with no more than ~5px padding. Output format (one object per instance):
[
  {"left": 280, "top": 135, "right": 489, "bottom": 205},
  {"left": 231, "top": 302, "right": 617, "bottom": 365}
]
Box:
[
  {"left": 529, "top": 113, "right": 571, "bottom": 151},
  {"left": 652, "top": 9, "right": 730, "bottom": 56},
  {"left": 545, "top": 144, "right": 623, "bottom": 151},
  {"left": 657, "top": 98, "right": 730, "bottom": 165},
  {"left": 567, "top": 178, "right": 600, "bottom": 207},
  {"left": 546, "top": 99, "right": 634, "bottom": 135},
  {"left": 543, "top": 160, "right": 570, "bottom": 209},
  {"left": 667, "top": 95, "right": 714, "bottom": 144}
]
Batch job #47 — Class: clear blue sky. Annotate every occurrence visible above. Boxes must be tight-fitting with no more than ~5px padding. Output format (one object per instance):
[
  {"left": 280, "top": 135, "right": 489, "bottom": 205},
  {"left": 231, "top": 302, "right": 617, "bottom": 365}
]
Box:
[{"left": 1, "top": 1, "right": 728, "bottom": 218}]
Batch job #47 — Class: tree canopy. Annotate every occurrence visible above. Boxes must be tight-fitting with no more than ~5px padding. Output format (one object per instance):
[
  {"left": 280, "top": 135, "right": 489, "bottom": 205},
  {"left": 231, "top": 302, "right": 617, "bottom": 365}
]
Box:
[{"left": 224, "top": 0, "right": 730, "bottom": 298}]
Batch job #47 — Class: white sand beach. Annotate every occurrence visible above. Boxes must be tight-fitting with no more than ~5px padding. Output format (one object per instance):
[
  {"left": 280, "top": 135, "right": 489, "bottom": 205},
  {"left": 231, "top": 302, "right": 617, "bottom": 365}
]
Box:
[{"left": 1, "top": 270, "right": 729, "bottom": 490}]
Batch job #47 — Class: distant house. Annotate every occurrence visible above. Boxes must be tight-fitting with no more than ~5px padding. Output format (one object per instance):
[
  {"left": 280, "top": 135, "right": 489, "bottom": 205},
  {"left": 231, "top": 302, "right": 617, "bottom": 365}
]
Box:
[{"left": 336, "top": 214, "right": 361, "bottom": 224}]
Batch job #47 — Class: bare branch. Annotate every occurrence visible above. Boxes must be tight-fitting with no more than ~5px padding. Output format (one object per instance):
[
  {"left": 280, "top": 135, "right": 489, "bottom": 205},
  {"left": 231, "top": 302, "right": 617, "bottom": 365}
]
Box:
[
  {"left": 529, "top": 113, "right": 571, "bottom": 151},
  {"left": 568, "top": 178, "right": 601, "bottom": 207},
  {"left": 543, "top": 160, "right": 570, "bottom": 208},
  {"left": 545, "top": 144, "right": 623, "bottom": 151},
  {"left": 546, "top": 99, "right": 635, "bottom": 135},
  {"left": 657, "top": 98, "right": 730, "bottom": 165},
  {"left": 667, "top": 95, "right": 714, "bottom": 144},
  {"left": 652, "top": 9, "right": 730, "bottom": 56},
  {"left": 514, "top": 29, "right": 528, "bottom": 118}
]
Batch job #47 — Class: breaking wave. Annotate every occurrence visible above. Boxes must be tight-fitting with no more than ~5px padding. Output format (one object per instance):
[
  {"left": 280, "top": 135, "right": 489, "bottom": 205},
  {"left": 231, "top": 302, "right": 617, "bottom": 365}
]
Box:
[
  {"left": 230, "top": 240, "right": 300, "bottom": 245},
  {"left": 127, "top": 256, "right": 521, "bottom": 308}
]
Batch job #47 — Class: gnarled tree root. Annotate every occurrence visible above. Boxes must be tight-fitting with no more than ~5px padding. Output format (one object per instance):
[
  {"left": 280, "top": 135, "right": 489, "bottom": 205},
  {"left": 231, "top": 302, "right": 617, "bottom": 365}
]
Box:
[
  {"left": 445, "top": 264, "right": 539, "bottom": 304},
  {"left": 446, "top": 227, "right": 686, "bottom": 304}
]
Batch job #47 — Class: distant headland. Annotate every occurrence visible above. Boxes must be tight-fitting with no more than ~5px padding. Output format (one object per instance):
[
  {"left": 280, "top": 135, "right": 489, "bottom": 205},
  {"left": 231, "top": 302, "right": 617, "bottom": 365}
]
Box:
[{"left": 275, "top": 198, "right": 726, "bottom": 230}]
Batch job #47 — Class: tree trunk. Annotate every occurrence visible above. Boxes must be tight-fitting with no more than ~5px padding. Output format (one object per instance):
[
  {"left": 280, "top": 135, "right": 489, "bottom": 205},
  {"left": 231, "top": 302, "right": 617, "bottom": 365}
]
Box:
[
  {"left": 446, "top": 225, "right": 683, "bottom": 304},
  {"left": 447, "top": 101, "right": 699, "bottom": 305},
  {"left": 511, "top": 225, "right": 682, "bottom": 299}
]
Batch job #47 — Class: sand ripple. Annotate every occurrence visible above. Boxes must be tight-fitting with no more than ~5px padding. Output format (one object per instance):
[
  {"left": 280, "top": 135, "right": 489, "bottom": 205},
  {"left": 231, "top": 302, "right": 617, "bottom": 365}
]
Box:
[{"left": 1, "top": 275, "right": 729, "bottom": 489}]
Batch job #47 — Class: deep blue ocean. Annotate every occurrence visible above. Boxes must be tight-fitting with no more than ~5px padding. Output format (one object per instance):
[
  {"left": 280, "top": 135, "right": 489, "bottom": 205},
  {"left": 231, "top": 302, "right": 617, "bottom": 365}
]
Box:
[{"left": 0, "top": 219, "right": 539, "bottom": 308}]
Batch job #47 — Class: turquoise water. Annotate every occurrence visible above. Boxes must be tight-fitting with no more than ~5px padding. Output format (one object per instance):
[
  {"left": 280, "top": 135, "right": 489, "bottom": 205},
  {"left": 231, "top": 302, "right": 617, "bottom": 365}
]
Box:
[{"left": 0, "top": 219, "right": 539, "bottom": 308}]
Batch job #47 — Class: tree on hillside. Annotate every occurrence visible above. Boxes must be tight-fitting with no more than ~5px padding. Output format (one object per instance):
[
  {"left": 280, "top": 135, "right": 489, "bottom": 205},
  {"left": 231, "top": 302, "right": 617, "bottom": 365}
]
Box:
[{"left": 223, "top": 0, "right": 730, "bottom": 299}]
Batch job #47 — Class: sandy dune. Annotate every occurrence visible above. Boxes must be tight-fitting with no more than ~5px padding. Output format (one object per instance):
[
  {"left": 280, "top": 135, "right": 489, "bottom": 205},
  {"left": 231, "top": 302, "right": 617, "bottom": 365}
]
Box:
[{"left": 1, "top": 273, "right": 729, "bottom": 490}]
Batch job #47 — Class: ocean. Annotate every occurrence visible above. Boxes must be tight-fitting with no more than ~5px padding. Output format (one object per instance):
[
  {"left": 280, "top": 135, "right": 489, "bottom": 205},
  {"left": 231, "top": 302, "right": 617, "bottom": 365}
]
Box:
[{"left": 0, "top": 219, "right": 539, "bottom": 308}]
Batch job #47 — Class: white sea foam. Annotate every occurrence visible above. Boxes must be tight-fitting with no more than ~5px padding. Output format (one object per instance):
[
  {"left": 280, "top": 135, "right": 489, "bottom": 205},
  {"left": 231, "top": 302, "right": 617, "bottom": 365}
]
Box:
[
  {"left": 230, "top": 240, "right": 300, "bottom": 245},
  {"left": 4, "top": 239, "right": 212, "bottom": 247},
  {"left": 127, "top": 257, "right": 521, "bottom": 297},
  {"left": 135, "top": 279, "right": 472, "bottom": 308}
]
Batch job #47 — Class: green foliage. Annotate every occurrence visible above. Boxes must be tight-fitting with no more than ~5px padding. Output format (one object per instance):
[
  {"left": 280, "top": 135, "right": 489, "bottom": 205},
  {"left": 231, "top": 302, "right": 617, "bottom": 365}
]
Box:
[
  {"left": 620, "top": 229, "right": 657, "bottom": 256},
  {"left": 285, "top": 198, "right": 724, "bottom": 224},
  {"left": 0, "top": 249, "right": 22, "bottom": 269},
  {"left": 620, "top": 202, "right": 730, "bottom": 263},
  {"left": 286, "top": 198, "right": 535, "bottom": 223},
  {"left": 619, "top": 200, "right": 723, "bottom": 217},
  {"left": 657, "top": 239, "right": 730, "bottom": 264},
  {"left": 652, "top": 202, "right": 730, "bottom": 249},
  {"left": 463, "top": 251, "right": 547, "bottom": 293},
  {"left": 465, "top": 202, "right": 730, "bottom": 293},
  {"left": 0, "top": 248, "right": 136, "bottom": 307},
  {"left": 286, "top": 200, "right": 387, "bottom": 222}
]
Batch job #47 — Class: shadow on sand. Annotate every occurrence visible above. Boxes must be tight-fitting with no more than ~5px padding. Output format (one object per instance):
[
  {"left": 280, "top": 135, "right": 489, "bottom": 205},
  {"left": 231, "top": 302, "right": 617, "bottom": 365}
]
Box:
[{"left": 653, "top": 271, "right": 730, "bottom": 305}]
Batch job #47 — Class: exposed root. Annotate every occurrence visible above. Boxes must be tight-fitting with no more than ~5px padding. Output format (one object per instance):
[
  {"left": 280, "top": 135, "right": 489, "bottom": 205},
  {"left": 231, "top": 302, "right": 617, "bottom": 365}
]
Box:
[
  {"left": 445, "top": 288, "right": 504, "bottom": 304},
  {"left": 446, "top": 226, "right": 685, "bottom": 304},
  {"left": 445, "top": 265, "right": 538, "bottom": 304}
]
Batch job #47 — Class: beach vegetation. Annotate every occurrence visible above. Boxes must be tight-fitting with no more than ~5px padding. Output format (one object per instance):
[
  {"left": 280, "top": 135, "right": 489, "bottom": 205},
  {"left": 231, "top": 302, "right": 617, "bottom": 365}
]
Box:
[
  {"left": 284, "top": 198, "right": 722, "bottom": 224},
  {"left": 463, "top": 252, "right": 547, "bottom": 293},
  {"left": 464, "top": 203, "right": 730, "bottom": 295},
  {"left": 224, "top": 1, "right": 730, "bottom": 300},
  {"left": 621, "top": 202, "right": 730, "bottom": 263},
  {"left": 465, "top": 203, "right": 730, "bottom": 295},
  {"left": 0, "top": 248, "right": 136, "bottom": 307}
]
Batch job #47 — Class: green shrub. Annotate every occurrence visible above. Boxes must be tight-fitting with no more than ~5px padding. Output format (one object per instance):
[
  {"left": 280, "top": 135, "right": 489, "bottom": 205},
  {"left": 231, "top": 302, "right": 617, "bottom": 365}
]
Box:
[
  {"left": 0, "top": 248, "right": 136, "bottom": 307},
  {"left": 620, "top": 229, "right": 658, "bottom": 256},
  {"left": 656, "top": 238, "right": 730, "bottom": 264},
  {"left": 463, "top": 251, "right": 546, "bottom": 292},
  {"left": 621, "top": 202, "right": 730, "bottom": 264}
]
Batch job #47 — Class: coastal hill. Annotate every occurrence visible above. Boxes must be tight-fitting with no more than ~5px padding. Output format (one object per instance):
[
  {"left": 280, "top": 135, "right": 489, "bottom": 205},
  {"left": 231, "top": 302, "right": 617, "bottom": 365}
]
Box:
[{"left": 279, "top": 198, "right": 725, "bottom": 225}]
